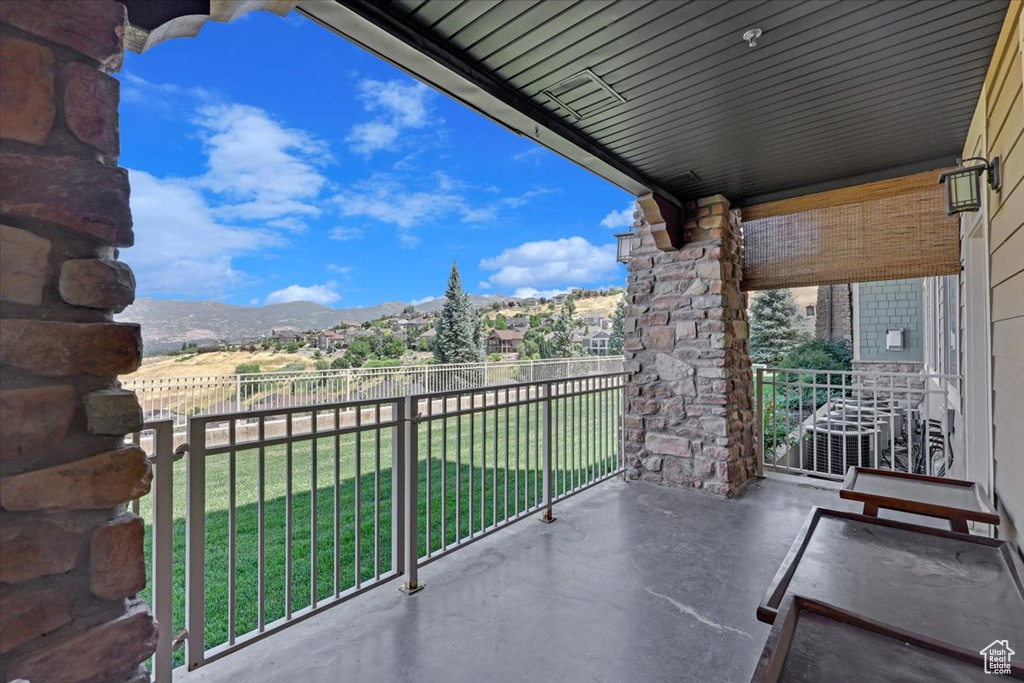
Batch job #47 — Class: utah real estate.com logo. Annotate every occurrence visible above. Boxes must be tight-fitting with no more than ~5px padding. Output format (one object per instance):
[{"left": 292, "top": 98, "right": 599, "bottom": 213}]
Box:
[{"left": 980, "top": 640, "right": 1016, "bottom": 675}]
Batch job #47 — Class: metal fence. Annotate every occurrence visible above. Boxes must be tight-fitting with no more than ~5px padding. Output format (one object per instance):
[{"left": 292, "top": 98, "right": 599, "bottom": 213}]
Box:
[
  {"left": 123, "top": 356, "right": 624, "bottom": 427},
  {"left": 755, "top": 367, "right": 960, "bottom": 481},
  {"left": 175, "top": 372, "right": 624, "bottom": 671}
]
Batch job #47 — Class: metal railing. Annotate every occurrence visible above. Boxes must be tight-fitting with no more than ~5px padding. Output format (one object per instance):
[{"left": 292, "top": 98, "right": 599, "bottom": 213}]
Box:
[
  {"left": 181, "top": 372, "right": 625, "bottom": 671},
  {"left": 127, "top": 420, "right": 181, "bottom": 683},
  {"left": 123, "top": 356, "right": 625, "bottom": 427},
  {"left": 755, "top": 367, "right": 960, "bottom": 481}
]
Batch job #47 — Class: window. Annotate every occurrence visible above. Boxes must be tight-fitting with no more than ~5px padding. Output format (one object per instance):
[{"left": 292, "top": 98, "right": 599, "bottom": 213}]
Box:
[
  {"left": 805, "top": 305, "right": 816, "bottom": 317},
  {"left": 925, "top": 275, "right": 960, "bottom": 382}
]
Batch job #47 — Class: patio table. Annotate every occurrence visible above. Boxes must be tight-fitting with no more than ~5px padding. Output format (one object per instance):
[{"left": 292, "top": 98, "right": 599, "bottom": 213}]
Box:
[
  {"left": 751, "top": 595, "right": 1024, "bottom": 682},
  {"left": 840, "top": 466, "right": 998, "bottom": 533},
  {"left": 757, "top": 507, "right": 1024, "bottom": 655}
]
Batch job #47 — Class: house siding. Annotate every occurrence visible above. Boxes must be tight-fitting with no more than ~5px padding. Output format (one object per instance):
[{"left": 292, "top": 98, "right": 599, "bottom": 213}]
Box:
[
  {"left": 960, "top": 3, "right": 1023, "bottom": 549},
  {"left": 856, "top": 279, "right": 924, "bottom": 362}
]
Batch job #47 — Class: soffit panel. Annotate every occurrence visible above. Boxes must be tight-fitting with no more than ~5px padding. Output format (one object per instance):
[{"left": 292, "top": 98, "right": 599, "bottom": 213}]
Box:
[{"left": 331, "top": 0, "right": 1009, "bottom": 204}]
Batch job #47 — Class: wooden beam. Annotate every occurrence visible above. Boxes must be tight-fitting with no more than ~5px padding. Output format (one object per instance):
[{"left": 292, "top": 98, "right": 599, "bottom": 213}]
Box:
[{"left": 637, "top": 193, "right": 683, "bottom": 251}]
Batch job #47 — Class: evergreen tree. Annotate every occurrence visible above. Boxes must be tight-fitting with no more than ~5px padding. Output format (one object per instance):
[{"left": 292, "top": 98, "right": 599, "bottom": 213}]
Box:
[
  {"left": 609, "top": 296, "right": 626, "bottom": 354},
  {"left": 749, "top": 289, "right": 811, "bottom": 365},
  {"left": 434, "top": 264, "right": 483, "bottom": 364},
  {"left": 548, "top": 299, "right": 580, "bottom": 358}
]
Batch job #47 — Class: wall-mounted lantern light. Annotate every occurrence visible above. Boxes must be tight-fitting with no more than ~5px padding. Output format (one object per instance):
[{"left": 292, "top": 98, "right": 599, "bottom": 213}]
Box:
[
  {"left": 615, "top": 230, "right": 637, "bottom": 263},
  {"left": 938, "top": 157, "right": 1000, "bottom": 215}
]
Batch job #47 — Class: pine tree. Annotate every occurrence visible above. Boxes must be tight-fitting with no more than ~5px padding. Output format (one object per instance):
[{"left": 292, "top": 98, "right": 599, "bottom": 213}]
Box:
[
  {"left": 609, "top": 295, "right": 626, "bottom": 354},
  {"left": 749, "top": 289, "right": 811, "bottom": 365},
  {"left": 548, "top": 299, "right": 580, "bottom": 358},
  {"left": 434, "top": 263, "right": 483, "bottom": 364}
]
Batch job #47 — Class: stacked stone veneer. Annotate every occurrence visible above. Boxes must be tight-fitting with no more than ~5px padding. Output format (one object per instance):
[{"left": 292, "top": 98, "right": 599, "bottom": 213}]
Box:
[
  {"left": 0, "top": 2, "right": 156, "bottom": 682},
  {"left": 623, "top": 195, "right": 756, "bottom": 497}
]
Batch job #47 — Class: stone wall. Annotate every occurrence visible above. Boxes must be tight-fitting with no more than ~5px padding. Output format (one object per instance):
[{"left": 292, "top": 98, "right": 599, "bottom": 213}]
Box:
[
  {"left": 622, "top": 195, "right": 756, "bottom": 497},
  {"left": 814, "top": 284, "right": 853, "bottom": 345},
  {"left": 0, "top": 2, "right": 157, "bottom": 681}
]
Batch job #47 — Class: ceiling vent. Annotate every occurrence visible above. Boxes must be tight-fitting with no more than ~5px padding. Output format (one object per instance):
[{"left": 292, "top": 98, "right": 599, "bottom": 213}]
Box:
[{"left": 541, "top": 69, "right": 626, "bottom": 121}]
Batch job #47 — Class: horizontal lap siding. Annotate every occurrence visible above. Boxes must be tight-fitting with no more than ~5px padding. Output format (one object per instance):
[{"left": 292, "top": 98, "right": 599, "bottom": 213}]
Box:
[{"left": 985, "top": 5, "right": 1023, "bottom": 540}]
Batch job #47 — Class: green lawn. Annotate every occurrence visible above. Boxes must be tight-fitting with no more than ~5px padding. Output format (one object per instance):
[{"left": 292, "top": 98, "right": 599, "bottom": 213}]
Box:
[{"left": 134, "top": 395, "right": 622, "bottom": 668}]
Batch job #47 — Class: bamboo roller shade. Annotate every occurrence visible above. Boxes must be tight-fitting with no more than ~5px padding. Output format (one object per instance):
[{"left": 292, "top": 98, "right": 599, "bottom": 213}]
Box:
[{"left": 740, "top": 171, "right": 960, "bottom": 291}]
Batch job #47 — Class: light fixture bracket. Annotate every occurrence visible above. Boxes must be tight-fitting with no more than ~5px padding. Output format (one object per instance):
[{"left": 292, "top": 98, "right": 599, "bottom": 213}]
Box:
[{"left": 742, "top": 28, "right": 762, "bottom": 48}]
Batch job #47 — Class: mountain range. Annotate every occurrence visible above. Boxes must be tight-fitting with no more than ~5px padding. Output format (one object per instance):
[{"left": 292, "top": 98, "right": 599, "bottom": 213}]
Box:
[{"left": 116, "top": 295, "right": 520, "bottom": 353}]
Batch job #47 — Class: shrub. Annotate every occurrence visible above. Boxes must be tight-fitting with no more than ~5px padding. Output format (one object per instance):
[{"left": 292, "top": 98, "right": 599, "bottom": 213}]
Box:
[
  {"left": 235, "top": 363, "right": 260, "bottom": 375},
  {"left": 331, "top": 357, "right": 348, "bottom": 369},
  {"left": 362, "top": 358, "right": 402, "bottom": 368},
  {"left": 313, "top": 359, "right": 330, "bottom": 371},
  {"left": 780, "top": 339, "right": 852, "bottom": 371}
]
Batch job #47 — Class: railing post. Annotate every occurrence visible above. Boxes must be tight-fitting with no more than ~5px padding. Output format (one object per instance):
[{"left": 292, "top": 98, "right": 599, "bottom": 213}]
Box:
[
  {"left": 399, "top": 394, "right": 423, "bottom": 594},
  {"left": 392, "top": 398, "right": 406, "bottom": 578},
  {"left": 540, "top": 381, "right": 556, "bottom": 523},
  {"left": 235, "top": 374, "right": 242, "bottom": 412},
  {"left": 185, "top": 417, "right": 206, "bottom": 670},
  {"left": 151, "top": 420, "right": 174, "bottom": 683},
  {"left": 755, "top": 367, "right": 765, "bottom": 478}
]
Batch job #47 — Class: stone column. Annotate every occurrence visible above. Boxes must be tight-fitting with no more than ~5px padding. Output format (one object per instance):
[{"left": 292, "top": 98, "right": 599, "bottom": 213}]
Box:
[
  {"left": 623, "top": 195, "right": 756, "bottom": 497},
  {"left": 0, "top": 2, "right": 157, "bottom": 681}
]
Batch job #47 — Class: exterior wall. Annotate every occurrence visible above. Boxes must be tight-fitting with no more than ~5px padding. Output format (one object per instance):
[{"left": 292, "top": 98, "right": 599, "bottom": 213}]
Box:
[
  {"left": 975, "top": 4, "right": 1024, "bottom": 548},
  {"left": 854, "top": 279, "right": 924, "bottom": 361},
  {"left": 814, "top": 284, "right": 852, "bottom": 345},
  {"left": 623, "top": 195, "right": 755, "bottom": 497},
  {"left": 953, "top": 3, "right": 1023, "bottom": 548},
  {"left": 0, "top": 2, "right": 157, "bottom": 680}
]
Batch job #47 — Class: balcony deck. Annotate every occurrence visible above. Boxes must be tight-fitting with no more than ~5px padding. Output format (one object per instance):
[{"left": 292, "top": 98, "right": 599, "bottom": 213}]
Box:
[{"left": 175, "top": 475, "right": 886, "bottom": 683}]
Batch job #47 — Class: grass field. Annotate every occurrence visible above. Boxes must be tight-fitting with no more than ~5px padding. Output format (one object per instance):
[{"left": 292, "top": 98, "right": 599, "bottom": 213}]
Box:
[{"left": 135, "top": 396, "right": 622, "bottom": 668}]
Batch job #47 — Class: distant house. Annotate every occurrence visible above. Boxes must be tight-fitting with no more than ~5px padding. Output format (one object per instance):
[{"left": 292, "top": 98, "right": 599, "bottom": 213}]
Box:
[
  {"left": 392, "top": 317, "right": 429, "bottom": 334},
  {"left": 486, "top": 329, "right": 525, "bottom": 355},
  {"left": 582, "top": 329, "right": 612, "bottom": 355},
  {"left": 508, "top": 316, "right": 530, "bottom": 330},
  {"left": 316, "top": 330, "right": 345, "bottom": 351},
  {"left": 343, "top": 328, "right": 376, "bottom": 343},
  {"left": 419, "top": 328, "right": 437, "bottom": 349},
  {"left": 270, "top": 329, "right": 302, "bottom": 344}
]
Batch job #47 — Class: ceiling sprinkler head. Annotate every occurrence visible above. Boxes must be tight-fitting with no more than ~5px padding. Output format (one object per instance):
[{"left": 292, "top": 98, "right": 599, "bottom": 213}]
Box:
[{"left": 743, "top": 28, "right": 763, "bottom": 48}]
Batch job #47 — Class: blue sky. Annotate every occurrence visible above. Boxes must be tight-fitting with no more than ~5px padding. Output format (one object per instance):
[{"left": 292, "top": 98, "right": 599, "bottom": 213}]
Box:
[{"left": 117, "top": 11, "right": 633, "bottom": 309}]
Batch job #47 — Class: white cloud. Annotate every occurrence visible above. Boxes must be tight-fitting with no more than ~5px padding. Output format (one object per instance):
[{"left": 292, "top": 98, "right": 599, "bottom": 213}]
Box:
[
  {"left": 194, "top": 103, "right": 329, "bottom": 221},
  {"left": 601, "top": 203, "right": 636, "bottom": 229},
  {"left": 332, "top": 174, "right": 554, "bottom": 246},
  {"left": 265, "top": 281, "right": 342, "bottom": 306},
  {"left": 512, "top": 147, "right": 545, "bottom": 164},
  {"left": 125, "top": 100, "right": 333, "bottom": 300},
  {"left": 479, "top": 237, "right": 619, "bottom": 289},
  {"left": 347, "top": 79, "right": 432, "bottom": 155},
  {"left": 329, "top": 226, "right": 364, "bottom": 241},
  {"left": 119, "top": 72, "right": 212, "bottom": 109},
  {"left": 513, "top": 287, "right": 573, "bottom": 299},
  {"left": 125, "top": 170, "right": 283, "bottom": 298},
  {"left": 326, "top": 264, "right": 352, "bottom": 276},
  {"left": 409, "top": 295, "right": 438, "bottom": 305},
  {"left": 333, "top": 173, "right": 500, "bottom": 246}
]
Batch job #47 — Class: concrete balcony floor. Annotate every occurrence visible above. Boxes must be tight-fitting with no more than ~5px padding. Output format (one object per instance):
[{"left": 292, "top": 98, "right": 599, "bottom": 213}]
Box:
[{"left": 176, "top": 475, "right": 870, "bottom": 683}]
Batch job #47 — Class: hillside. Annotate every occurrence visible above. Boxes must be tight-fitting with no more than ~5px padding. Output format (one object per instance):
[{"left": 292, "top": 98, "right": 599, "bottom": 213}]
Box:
[{"left": 117, "top": 294, "right": 519, "bottom": 354}]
